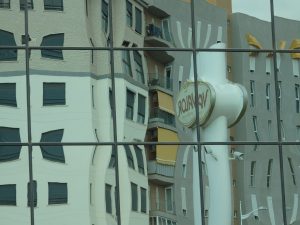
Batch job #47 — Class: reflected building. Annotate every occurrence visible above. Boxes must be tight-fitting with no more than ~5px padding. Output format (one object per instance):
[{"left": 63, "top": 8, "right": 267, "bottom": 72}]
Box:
[{"left": 0, "top": 0, "right": 300, "bottom": 225}]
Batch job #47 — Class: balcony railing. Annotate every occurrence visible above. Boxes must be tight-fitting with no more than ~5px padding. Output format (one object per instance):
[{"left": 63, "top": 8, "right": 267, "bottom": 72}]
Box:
[
  {"left": 146, "top": 24, "right": 163, "bottom": 38},
  {"left": 148, "top": 75, "right": 173, "bottom": 91},
  {"left": 149, "top": 107, "right": 175, "bottom": 127},
  {"left": 148, "top": 160, "right": 175, "bottom": 177}
]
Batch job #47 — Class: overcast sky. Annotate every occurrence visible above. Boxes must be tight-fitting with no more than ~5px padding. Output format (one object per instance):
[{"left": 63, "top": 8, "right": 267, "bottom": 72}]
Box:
[{"left": 232, "top": 0, "right": 300, "bottom": 21}]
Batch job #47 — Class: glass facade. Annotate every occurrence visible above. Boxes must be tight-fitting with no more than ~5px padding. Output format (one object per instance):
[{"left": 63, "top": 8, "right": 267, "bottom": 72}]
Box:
[{"left": 0, "top": 0, "right": 300, "bottom": 225}]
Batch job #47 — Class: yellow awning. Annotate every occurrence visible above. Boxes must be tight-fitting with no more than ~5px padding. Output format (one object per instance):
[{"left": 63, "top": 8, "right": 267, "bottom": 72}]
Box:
[
  {"left": 157, "top": 91, "right": 175, "bottom": 115},
  {"left": 156, "top": 128, "right": 179, "bottom": 166},
  {"left": 290, "top": 39, "right": 300, "bottom": 59},
  {"left": 246, "top": 33, "right": 262, "bottom": 49}
]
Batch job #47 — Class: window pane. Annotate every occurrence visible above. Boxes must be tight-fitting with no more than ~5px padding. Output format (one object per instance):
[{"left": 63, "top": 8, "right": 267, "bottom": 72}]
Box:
[
  {"left": 125, "top": 145, "right": 135, "bottom": 169},
  {"left": 137, "top": 94, "right": 146, "bottom": 124},
  {"left": 43, "top": 83, "right": 65, "bottom": 105},
  {"left": 0, "top": 184, "right": 16, "bottom": 205},
  {"left": 105, "top": 184, "right": 112, "bottom": 213},
  {"left": 0, "top": 30, "right": 17, "bottom": 61},
  {"left": 40, "top": 34, "right": 64, "bottom": 59},
  {"left": 40, "top": 129, "right": 65, "bottom": 163},
  {"left": 141, "top": 187, "right": 147, "bottom": 213},
  {"left": 0, "top": 83, "right": 16, "bottom": 107},
  {"left": 131, "top": 182, "right": 138, "bottom": 211},
  {"left": 126, "top": 0, "right": 132, "bottom": 27},
  {"left": 135, "top": 8, "right": 142, "bottom": 34},
  {"left": 20, "top": 0, "right": 33, "bottom": 10},
  {"left": 126, "top": 89, "right": 135, "bottom": 120},
  {"left": 44, "top": 0, "right": 63, "bottom": 11},
  {"left": 48, "top": 182, "right": 67, "bottom": 204},
  {"left": 0, "top": 0, "right": 10, "bottom": 8},
  {"left": 0, "top": 127, "right": 21, "bottom": 162},
  {"left": 134, "top": 145, "right": 144, "bottom": 174}
]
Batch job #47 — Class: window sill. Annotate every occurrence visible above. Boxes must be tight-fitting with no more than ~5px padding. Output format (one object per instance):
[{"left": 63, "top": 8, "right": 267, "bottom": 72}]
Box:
[
  {"left": 0, "top": 60, "right": 19, "bottom": 63},
  {"left": 43, "top": 9, "right": 64, "bottom": 13},
  {"left": 42, "top": 104, "right": 67, "bottom": 107},
  {"left": 40, "top": 57, "right": 65, "bottom": 62},
  {"left": 47, "top": 203, "right": 68, "bottom": 206},
  {"left": 0, "top": 105, "right": 18, "bottom": 109}
]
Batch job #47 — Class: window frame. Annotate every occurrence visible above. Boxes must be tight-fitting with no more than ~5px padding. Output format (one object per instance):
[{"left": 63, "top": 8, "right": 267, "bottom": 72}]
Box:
[
  {"left": 44, "top": 0, "right": 64, "bottom": 11},
  {"left": 0, "top": 0, "right": 10, "bottom": 9},
  {"left": 0, "top": 184, "right": 16, "bottom": 206},
  {"left": 0, "top": 83, "right": 17, "bottom": 107},
  {"left": 131, "top": 182, "right": 138, "bottom": 211},
  {"left": 48, "top": 182, "right": 68, "bottom": 204},
  {"left": 40, "top": 33, "right": 64, "bottom": 60},
  {"left": 135, "top": 7, "right": 142, "bottom": 34},
  {"left": 43, "top": 82, "right": 66, "bottom": 106},
  {"left": 126, "top": 89, "right": 135, "bottom": 120}
]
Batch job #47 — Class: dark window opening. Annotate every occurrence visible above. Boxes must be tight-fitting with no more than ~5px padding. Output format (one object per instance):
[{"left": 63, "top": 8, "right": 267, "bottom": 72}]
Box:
[
  {"left": 48, "top": 182, "right": 68, "bottom": 204},
  {"left": 43, "top": 83, "right": 65, "bottom": 106},
  {"left": 41, "top": 33, "right": 64, "bottom": 59},
  {"left": 40, "top": 129, "right": 65, "bottom": 163}
]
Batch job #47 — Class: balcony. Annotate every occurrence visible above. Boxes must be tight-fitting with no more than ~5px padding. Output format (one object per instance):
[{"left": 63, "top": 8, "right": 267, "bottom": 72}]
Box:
[
  {"left": 145, "top": 24, "right": 173, "bottom": 48},
  {"left": 149, "top": 75, "right": 173, "bottom": 91},
  {"left": 148, "top": 160, "right": 175, "bottom": 184},
  {"left": 149, "top": 107, "right": 175, "bottom": 127}
]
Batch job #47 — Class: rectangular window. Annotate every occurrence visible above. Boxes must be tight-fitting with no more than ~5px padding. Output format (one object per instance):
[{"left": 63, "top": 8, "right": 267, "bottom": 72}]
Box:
[
  {"left": 0, "top": 0, "right": 10, "bottom": 8},
  {"left": 131, "top": 183, "right": 138, "bottom": 211},
  {"left": 278, "top": 81, "right": 282, "bottom": 106},
  {"left": 181, "top": 187, "right": 187, "bottom": 215},
  {"left": 134, "top": 145, "right": 145, "bottom": 174},
  {"left": 126, "top": 90, "right": 135, "bottom": 120},
  {"left": 162, "top": 19, "right": 172, "bottom": 42},
  {"left": 126, "top": 0, "right": 132, "bottom": 27},
  {"left": 165, "top": 187, "right": 173, "bottom": 212},
  {"left": 266, "top": 57, "right": 271, "bottom": 74},
  {"left": 0, "top": 127, "right": 21, "bottom": 162},
  {"left": 0, "top": 83, "right": 17, "bottom": 107},
  {"left": 0, "top": 30, "right": 17, "bottom": 61},
  {"left": 280, "top": 120, "right": 285, "bottom": 141},
  {"left": 105, "top": 184, "right": 112, "bottom": 213},
  {"left": 48, "top": 182, "right": 68, "bottom": 204},
  {"left": 249, "top": 56, "right": 255, "bottom": 72},
  {"left": 44, "top": 0, "right": 63, "bottom": 11},
  {"left": 266, "top": 83, "right": 270, "bottom": 111},
  {"left": 137, "top": 94, "right": 146, "bottom": 124},
  {"left": 125, "top": 145, "right": 135, "bottom": 169},
  {"left": 297, "top": 126, "right": 300, "bottom": 142},
  {"left": 135, "top": 8, "right": 142, "bottom": 34},
  {"left": 295, "top": 84, "right": 300, "bottom": 113},
  {"left": 252, "top": 116, "right": 259, "bottom": 141},
  {"left": 165, "top": 66, "right": 172, "bottom": 91},
  {"left": 108, "top": 146, "right": 116, "bottom": 168},
  {"left": 133, "top": 51, "right": 144, "bottom": 83},
  {"left": 267, "top": 159, "right": 273, "bottom": 188},
  {"left": 0, "top": 184, "right": 16, "bottom": 205},
  {"left": 92, "top": 85, "right": 95, "bottom": 108},
  {"left": 122, "top": 50, "right": 133, "bottom": 77},
  {"left": 140, "top": 187, "right": 147, "bottom": 213},
  {"left": 101, "top": 0, "right": 109, "bottom": 33},
  {"left": 90, "top": 38, "right": 94, "bottom": 64},
  {"left": 292, "top": 59, "right": 300, "bottom": 77},
  {"left": 43, "top": 83, "right": 65, "bottom": 106},
  {"left": 20, "top": 0, "right": 33, "bottom": 9},
  {"left": 288, "top": 158, "right": 296, "bottom": 185},
  {"left": 250, "top": 161, "right": 256, "bottom": 187},
  {"left": 27, "top": 180, "right": 37, "bottom": 207},
  {"left": 41, "top": 33, "right": 64, "bottom": 59},
  {"left": 250, "top": 80, "right": 255, "bottom": 107}
]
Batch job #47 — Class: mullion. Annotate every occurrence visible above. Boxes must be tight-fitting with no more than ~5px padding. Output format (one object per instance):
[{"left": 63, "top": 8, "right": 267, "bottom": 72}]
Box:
[
  {"left": 269, "top": 0, "right": 288, "bottom": 224},
  {"left": 23, "top": 1, "right": 35, "bottom": 225}
]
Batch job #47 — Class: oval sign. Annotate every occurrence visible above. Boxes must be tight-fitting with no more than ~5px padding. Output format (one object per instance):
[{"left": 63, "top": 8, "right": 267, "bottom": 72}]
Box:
[{"left": 175, "top": 81, "right": 215, "bottom": 128}]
